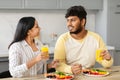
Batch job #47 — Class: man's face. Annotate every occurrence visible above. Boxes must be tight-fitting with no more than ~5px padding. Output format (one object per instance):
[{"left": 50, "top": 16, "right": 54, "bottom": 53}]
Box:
[{"left": 66, "top": 16, "right": 84, "bottom": 34}]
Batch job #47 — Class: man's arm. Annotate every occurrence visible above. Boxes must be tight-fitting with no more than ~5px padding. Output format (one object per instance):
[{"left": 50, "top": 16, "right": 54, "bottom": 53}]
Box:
[
  {"left": 98, "top": 35, "right": 113, "bottom": 68},
  {"left": 54, "top": 35, "right": 72, "bottom": 74}
]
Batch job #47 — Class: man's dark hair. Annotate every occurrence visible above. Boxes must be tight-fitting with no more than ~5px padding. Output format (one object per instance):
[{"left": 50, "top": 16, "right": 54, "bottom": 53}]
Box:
[{"left": 65, "top": 5, "right": 87, "bottom": 20}]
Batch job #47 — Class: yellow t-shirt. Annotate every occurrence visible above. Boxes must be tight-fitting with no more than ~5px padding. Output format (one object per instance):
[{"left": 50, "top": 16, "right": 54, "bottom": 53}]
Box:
[{"left": 54, "top": 31, "right": 113, "bottom": 74}]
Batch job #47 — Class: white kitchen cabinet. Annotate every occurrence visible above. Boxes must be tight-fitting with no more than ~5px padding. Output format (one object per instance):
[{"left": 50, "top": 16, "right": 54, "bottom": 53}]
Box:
[
  {"left": 0, "top": 0, "right": 103, "bottom": 10},
  {"left": 59, "top": 0, "right": 103, "bottom": 10},
  {"left": 0, "top": 0, "right": 23, "bottom": 9},
  {"left": 24, "top": 0, "right": 59, "bottom": 9},
  {"left": 107, "top": 0, "right": 120, "bottom": 50},
  {"left": 0, "top": 0, "right": 59, "bottom": 9},
  {"left": 24, "top": 0, "right": 103, "bottom": 10}
]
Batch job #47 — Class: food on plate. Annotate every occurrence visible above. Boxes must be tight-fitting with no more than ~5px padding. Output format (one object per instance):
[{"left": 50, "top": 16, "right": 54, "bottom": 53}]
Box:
[
  {"left": 83, "top": 68, "right": 109, "bottom": 76},
  {"left": 45, "top": 71, "right": 74, "bottom": 79},
  {"left": 45, "top": 73, "right": 56, "bottom": 78}
]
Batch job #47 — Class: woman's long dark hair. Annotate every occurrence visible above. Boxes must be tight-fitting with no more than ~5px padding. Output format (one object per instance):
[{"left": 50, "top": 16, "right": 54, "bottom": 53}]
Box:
[{"left": 8, "top": 17, "right": 35, "bottom": 49}]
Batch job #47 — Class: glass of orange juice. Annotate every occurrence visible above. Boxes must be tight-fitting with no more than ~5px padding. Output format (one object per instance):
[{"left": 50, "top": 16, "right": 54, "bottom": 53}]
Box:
[
  {"left": 96, "top": 48, "right": 103, "bottom": 62},
  {"left": 40, "top": 45, "right": 49, "bottom": 59},
  {"left": 40, "top": 45, "right": 49, "bottom": 74},
  {"left": 41, "top": 45, "right": 49, "bottom": 52}
]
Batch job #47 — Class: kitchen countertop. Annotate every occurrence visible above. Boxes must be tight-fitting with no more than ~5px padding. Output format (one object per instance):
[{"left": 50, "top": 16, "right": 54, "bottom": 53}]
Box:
[
  {"left": 0, "top": 46, "right": 115, "bottom": 58},
  {"left": 1, "top": 66, "right": 120, "bottom": 80},
  {"left": 0, "top": 53, "right": 8, "bottom": 57},
  {"left": 107, "top": 46, "right": 115, "bottom": 50},
  {"left": 0, "top": 52, "right": 54, "bottom": 58},
  {"left": 0, "top": 47, "right": 55, "bottom": 57},
  {"left": 0, "top": 50, "right": 8, "bottom": 57}
]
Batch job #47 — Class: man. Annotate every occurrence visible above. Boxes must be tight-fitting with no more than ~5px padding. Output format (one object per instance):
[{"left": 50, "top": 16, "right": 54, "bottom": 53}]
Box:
[{"left": 54, "top": 5, "right": 113, "bottom": 75}]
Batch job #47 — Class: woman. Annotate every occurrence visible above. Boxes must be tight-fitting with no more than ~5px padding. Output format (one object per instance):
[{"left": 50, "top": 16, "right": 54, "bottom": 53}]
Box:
[{"left": 8, "top": 17, "right": 58, "bottom": 78}]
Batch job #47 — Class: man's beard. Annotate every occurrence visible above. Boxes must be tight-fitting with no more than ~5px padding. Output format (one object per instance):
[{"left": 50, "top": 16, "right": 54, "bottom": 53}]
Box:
[{"left": 70, "top": 25, "right": 83, "bottom": 34}]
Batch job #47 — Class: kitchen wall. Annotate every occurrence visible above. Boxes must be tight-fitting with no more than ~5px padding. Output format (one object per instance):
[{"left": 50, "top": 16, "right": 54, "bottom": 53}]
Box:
[
  {"left": 0, "top": 10, "right": 96, "bottom": 53},
  {"left": 96, "top": 0, "right": 120, "bottom": 50},
  {"left": 95, "top": 0, "right": 107, "bottom": 43}
]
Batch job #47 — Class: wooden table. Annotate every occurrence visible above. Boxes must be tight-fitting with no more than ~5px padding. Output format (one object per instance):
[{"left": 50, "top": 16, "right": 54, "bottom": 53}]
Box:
[
  {"left": 74, "top": 66, "right": 120, "bottom": 80},
  {"left": 1, "top": 66, "right": 120, "bottom": 80}
]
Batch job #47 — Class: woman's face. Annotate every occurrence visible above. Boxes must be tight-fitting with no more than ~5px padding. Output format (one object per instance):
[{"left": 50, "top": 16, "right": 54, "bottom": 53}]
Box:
[{"left": 28, "top": 20, "right": 40, "bottom": 38}]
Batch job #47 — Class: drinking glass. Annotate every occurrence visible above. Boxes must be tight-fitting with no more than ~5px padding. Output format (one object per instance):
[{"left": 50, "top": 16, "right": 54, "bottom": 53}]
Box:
[
  {"left": 96, "top": 48, "right": 103, "bottom": 62},
  {"left": 40, "top": 45, "right": 49, "bottom": 75}
]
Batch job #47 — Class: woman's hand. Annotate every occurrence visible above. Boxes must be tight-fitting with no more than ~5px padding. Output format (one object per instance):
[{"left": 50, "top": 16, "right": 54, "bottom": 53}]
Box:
[
  {"left": 27, "top": 52, "right": 49, "bottom": 69},
  {"left": 71, "top": 64, "right": 82, "bottom": 75},
  {"left": 36, "top": 52, "right": 49, "bottom": 62}
]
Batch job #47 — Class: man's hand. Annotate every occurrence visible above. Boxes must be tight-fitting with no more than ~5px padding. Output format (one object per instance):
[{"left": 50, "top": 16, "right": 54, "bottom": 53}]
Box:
[
  {"left": 48, "top": 60, "right": 59, "bottom": 69},
  {"left": 71, "top": 64, "right": 82, "bottom": 75},
  {"left": 101, "top": 50, "right": 111, "bottom": 61}
]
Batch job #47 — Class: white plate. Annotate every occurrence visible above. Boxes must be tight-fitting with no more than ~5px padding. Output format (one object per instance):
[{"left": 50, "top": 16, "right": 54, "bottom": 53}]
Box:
[
  {"left": 45, "top": 73, "right": 74, "bottom": 80},
  {"left": 83, "top": 72, "right": 109, "bottom": 77},
  {"left": 46, "top": 78, "right": 73, "bottom": 80}
]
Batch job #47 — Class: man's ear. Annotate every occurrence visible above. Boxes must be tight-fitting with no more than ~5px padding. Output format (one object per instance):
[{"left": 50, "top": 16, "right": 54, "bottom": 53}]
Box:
[{"left": 81, "top": 19, "right": 86, "bottom": 26}]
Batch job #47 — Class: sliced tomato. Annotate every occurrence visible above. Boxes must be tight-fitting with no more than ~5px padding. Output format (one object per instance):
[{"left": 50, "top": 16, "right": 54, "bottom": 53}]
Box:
[{"left": 65, "top": 75, "right": 73, "bottom": 79}]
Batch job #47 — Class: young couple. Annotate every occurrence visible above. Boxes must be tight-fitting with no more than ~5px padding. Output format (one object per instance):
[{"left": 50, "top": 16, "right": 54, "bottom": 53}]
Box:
[{"left": 9, "top": 5, "right": 113, "bottom": 77}]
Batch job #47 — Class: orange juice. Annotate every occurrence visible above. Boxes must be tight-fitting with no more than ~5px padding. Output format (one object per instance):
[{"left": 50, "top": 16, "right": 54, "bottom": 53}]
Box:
[
  {"left": 40, "top": 45, "right": 49, "bottom": 58},
  {"left": 41, "top": 45, "right": 49, "bottom": 53},
  {"left": 96, "top": 49, "right": 103, "bottom": 62},
  {"left": 41, "top": 45, "right": 49, "bottom": 74}
]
